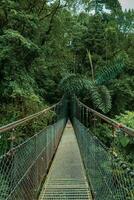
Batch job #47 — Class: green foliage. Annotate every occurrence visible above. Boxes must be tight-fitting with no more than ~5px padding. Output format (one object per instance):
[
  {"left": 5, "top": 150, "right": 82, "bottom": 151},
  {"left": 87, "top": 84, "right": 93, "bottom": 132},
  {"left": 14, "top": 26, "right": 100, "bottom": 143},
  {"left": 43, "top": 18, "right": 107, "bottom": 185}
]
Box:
[
  {"left": 59, "top": 73, "right": 92, "bottom": 95},
  {"left": 115, "top": 111, "right": 134, "bottom": 129},
  {"left": 115, "top": 112, "right": 134, "bottom": 163},
  {"left": 93, "top": 112, "right": 134, "bottom": 163},
  {"left": 0, "top": 0, "right": 133, "bottom": 164},
  {"left": 96, "top": 52, "right": 128, "bottom": 85},
  {"left": 82, "top": 0, "right": 121, "bottom": 13},
  {"left": 90, "top": 85, "right": 111, "bottom": 113},
  {"left": 119, "top": 135, "right": 130, "bottom": 147},
  {"left": 1, "top": 29, "right": 39, "bottom": 50},
  {"left": 92, "top": 123, "right": 113, "bottom": 147},
  {"left": 60, "top": 49, "right": 127, "bottom": 113},
  {"left": 0, "top": 0, "right": 73, "bottom": 125},
  {"left": 109, "top": 76, "right": 134, "bottom": 115},
  {"left": 60, "top": 72, "right": 112, "bottom": 113}
]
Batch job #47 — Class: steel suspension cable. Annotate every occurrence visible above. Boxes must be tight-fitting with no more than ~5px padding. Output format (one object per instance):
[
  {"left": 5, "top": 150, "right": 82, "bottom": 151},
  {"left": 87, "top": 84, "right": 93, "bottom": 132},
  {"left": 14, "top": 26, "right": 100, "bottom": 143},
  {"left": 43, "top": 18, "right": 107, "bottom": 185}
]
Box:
[
  {"left": 71, "top": 96, "right": 134, "bottom": 200},
  {"left": 0, "top": 97, "right": 68, "bottom": 200}
]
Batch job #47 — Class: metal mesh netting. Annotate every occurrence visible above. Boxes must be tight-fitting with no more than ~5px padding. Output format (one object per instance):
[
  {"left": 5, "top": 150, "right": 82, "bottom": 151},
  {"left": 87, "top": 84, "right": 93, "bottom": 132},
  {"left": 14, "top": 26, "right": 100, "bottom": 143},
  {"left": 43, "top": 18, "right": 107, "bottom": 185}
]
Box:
[
  {"left": 71, "top": 97, "right": 134, "bottom": 200},
  {"left": 38, "top": 123, "right": 92, "bottom": 200},
  {"left": 0, "top": 98, "right": 68, "bottom": 200},
  {"left": 0, "top": 96, "right": 134, "bottom": 200}
]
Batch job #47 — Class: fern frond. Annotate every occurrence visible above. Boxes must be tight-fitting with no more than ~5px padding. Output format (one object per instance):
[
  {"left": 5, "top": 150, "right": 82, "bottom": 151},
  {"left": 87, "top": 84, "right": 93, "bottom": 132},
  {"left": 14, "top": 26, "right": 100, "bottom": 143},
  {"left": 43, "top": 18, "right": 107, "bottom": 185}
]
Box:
[
  {"left": 60, "top": 73, "right": 112, "bottom": 113},
  {"left": 96, "top": 52, "right": 128, "bottom": 85},
  {"left": 90, "top": 85, "right": 112, "bottom": 113},
  {"left": 59, "top": 73, "right": 93, "bottom": 95}
]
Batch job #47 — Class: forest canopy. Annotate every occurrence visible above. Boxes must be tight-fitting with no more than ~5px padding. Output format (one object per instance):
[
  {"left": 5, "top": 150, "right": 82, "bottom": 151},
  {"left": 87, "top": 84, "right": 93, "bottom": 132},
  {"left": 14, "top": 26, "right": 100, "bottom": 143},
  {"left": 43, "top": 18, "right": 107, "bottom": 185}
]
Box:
[{"left": 0, "top": 0, "right": 133, "bottom": 123}]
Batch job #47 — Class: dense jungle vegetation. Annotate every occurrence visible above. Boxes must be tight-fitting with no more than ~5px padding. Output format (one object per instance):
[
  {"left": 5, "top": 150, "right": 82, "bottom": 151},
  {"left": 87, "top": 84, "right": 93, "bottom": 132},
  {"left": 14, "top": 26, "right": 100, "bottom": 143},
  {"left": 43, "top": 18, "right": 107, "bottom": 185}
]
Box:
[{"left": 0, "top": 0, "right": 134, "bottom": 162}]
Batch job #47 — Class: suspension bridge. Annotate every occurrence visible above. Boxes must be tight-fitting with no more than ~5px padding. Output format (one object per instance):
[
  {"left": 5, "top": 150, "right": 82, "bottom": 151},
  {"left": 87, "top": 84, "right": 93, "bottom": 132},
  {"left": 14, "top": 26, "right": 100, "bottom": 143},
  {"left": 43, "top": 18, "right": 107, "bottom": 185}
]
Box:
[{"left": 0, "top": 96, "right": 134, "bottom": 200}]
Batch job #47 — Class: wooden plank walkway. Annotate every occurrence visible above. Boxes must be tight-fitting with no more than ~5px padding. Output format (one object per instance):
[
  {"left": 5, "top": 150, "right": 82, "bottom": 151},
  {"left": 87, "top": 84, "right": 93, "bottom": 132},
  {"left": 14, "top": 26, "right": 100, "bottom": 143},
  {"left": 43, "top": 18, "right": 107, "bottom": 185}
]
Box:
[{"left": 38, "top": 122, "right": 92, "bottom": 200}]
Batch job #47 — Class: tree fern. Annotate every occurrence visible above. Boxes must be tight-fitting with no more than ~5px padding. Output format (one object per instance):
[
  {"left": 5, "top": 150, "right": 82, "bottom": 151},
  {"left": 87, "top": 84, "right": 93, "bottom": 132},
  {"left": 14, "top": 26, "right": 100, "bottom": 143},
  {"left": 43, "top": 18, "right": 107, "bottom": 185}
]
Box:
[
  {"left": 60, "top": 73, "right": 112, "bottom": 113},
  {"left": 96, "top": 52, "right": 128, "bottom": 85},
  {"left": 59, "top": 73, "right": 93, "bottom": 95},
  {"left": 90, "top": 85, "right": 112, "bottom": 113},
  {"left": 60, "top": 52, "right": 127, "bottom": 113}
]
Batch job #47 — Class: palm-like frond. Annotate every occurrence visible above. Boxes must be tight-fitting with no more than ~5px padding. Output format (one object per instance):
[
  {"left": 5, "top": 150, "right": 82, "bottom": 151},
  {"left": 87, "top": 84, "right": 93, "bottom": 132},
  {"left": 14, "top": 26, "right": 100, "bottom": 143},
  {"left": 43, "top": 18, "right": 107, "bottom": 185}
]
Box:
[
  {"left": 96, "top": 52, "right": 128, "bottom": 85},
  {"left": 60, "top": 72, "right": 112, "bottom": 113},
  {"left": 90, "top": 85, "right": 112, "bottom": 113},
  {"left": 59, "top": 73, "right": 82, "bottom": 94},
  {"left": 59, "top": 73, "right": 93, "bottom": 95}
]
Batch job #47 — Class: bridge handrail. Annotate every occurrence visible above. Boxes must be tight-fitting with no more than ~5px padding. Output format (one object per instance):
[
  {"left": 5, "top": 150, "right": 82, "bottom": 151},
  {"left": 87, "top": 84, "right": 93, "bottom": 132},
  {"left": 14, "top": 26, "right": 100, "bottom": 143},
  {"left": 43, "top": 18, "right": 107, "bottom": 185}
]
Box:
[
  {"left": 0, "top": 104, "right": 58, "bottom": 134},
  {"left": 76, "top": 98, "right": 134, "bottom": 137}
]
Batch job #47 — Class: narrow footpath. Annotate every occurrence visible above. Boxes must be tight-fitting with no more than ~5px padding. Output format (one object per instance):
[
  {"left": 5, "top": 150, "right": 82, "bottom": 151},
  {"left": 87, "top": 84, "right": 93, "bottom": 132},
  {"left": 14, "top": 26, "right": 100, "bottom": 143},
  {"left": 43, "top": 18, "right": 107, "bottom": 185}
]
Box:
[{"left": 38, "top": 122, "right": 92, "bottom": 200}]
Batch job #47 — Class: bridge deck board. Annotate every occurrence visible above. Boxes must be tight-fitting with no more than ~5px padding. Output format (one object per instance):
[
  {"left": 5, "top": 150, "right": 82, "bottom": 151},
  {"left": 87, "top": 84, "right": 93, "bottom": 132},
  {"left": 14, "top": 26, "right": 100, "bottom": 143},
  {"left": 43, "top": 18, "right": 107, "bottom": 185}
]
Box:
[{"left": 38, "top": 122, "right": 92, "bottom": 200}]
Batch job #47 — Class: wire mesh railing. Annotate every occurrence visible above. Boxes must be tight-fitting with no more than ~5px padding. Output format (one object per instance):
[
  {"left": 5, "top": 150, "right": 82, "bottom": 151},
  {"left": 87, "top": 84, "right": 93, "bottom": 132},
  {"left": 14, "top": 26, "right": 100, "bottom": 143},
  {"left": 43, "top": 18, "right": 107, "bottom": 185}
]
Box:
[
  {"left": 0, "top": 95, "right": 134, "bottom": 200},
  {"left": 71, "top": 96, "right": 134, "bottom": 200},
  {"left": 0, "top": 97, "right": 68, "bottom": 200}
]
